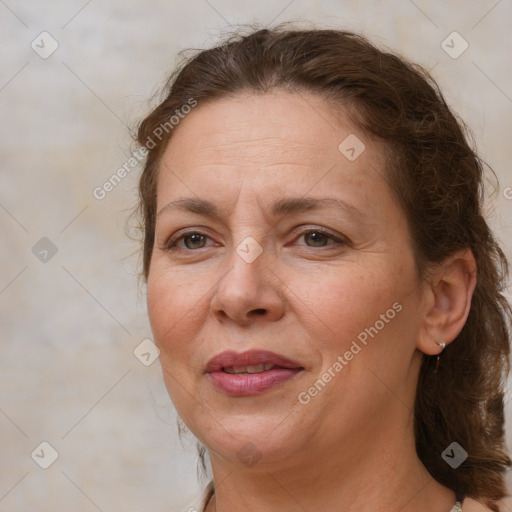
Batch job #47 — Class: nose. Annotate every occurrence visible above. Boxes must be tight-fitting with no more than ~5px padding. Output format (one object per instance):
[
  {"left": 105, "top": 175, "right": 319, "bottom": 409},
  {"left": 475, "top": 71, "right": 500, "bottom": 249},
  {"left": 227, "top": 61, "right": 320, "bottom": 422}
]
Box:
[{"left": 210, "top": 241, "right": 285, "bottom": 327}]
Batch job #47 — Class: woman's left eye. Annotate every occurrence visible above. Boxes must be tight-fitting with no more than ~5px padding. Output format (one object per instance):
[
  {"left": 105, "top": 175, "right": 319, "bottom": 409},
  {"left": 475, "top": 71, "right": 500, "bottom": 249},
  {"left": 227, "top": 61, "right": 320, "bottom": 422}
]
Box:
[{"left": 294, "top": 229, "right": 345, "bottom": 248}]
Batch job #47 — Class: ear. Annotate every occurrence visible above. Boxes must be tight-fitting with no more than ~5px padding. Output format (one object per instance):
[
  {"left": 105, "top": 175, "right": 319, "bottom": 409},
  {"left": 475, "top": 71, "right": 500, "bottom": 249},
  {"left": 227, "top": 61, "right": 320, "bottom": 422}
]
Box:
[{"left": 417, "top": 249, "right": 477, "bottom": 356}]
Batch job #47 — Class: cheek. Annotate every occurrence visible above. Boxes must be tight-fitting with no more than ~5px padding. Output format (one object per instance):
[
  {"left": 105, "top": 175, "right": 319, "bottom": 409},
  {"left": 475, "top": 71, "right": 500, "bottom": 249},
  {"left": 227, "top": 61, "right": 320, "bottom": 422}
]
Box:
[
  {"left": 146, "top": 270, "right": 202, "bottom": 360},
  {"left": 283, "top": 262, "right": 401, "bottom": 349},
  {"left": 146, "top": 273, "right": 204, "bottom": 412}
]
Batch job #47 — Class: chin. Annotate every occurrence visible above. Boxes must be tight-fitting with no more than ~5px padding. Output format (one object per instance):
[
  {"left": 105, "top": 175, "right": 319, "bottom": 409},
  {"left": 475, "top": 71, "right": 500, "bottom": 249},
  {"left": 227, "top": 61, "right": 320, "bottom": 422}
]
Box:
[
  {"left": 185, "top": 408, "right": 313, "bottom": 469},
  {"left": 206, "top": 435, "right": 302, "bottom": 469}
]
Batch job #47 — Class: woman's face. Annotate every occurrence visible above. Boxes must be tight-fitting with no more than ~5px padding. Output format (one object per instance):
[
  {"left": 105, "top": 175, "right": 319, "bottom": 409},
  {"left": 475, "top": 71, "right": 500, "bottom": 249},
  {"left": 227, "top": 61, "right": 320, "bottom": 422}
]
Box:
[{"left": 147, "top": 91, "right": 427, "bottom": 468}]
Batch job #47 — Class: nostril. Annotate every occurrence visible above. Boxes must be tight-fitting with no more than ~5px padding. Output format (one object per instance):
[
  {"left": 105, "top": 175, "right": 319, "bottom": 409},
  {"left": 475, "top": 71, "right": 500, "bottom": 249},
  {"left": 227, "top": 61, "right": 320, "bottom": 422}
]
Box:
[{"left": 252, "top": 308, "right": 266, "bottom": 315}]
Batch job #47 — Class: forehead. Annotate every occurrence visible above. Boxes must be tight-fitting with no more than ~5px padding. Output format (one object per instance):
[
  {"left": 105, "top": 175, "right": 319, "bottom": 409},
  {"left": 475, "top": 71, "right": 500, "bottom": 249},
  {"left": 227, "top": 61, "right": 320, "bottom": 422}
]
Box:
[{"left": 156, "top": 91, "right": 389, "bottom": 205}]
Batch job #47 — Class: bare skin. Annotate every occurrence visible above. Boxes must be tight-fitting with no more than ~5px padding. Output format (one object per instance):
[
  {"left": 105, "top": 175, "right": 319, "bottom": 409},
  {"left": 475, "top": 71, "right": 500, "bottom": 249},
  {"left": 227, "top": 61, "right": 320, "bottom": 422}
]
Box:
[{"left": 147, "top": 91, "right": 481, "bottom": 511}]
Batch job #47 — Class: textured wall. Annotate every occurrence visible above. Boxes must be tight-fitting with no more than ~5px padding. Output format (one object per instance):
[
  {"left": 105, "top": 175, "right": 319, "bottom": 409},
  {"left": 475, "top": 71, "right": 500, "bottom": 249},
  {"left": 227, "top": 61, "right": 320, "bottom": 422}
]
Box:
[{"left": 1, "top": 1, "right": 511, "bottom": 511}]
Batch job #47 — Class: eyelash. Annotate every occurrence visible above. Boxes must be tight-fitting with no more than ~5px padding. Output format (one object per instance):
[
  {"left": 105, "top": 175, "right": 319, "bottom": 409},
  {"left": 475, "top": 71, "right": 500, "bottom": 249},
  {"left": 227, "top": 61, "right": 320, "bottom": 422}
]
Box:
[{"left": 164, "top": 227, "right": 347, "bottom": 251}]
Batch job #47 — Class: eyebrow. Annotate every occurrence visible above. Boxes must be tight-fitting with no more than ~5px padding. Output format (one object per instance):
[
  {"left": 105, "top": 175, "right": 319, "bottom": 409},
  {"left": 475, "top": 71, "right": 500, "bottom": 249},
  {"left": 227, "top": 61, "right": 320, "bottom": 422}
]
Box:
[{"left": 157, "top": 196, "right": 367, "bottom": 222}]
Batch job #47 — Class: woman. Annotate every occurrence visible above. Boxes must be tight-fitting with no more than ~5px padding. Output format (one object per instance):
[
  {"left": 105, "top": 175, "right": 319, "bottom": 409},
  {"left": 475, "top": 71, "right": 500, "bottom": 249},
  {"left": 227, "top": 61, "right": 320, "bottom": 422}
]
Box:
[{"left": 133, "top": 25, "right": 511, "bottom": 511}]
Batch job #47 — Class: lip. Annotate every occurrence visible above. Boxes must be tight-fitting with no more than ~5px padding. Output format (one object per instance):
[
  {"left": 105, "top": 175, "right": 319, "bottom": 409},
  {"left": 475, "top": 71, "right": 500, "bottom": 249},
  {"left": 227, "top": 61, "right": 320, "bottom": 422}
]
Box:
[
  {"left": 205, "top": 349, "right": 304, "bottom": 397},
  {"left": 205, "top": 349, "right": 303, "bottom": 373}
]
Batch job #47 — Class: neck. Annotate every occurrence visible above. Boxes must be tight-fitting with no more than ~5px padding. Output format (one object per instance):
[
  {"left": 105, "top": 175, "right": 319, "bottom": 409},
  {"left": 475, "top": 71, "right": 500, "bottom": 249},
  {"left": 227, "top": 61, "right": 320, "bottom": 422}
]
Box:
[{"left": 206, "top": 410, "right": 456, "bottom": 511}]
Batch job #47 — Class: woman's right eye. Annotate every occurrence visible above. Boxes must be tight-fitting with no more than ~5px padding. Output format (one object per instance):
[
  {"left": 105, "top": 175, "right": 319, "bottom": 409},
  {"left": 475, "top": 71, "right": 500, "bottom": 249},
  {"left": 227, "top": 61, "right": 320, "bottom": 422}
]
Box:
[{"left": 166, "top": 232, "right": 214, "bottom": 251}]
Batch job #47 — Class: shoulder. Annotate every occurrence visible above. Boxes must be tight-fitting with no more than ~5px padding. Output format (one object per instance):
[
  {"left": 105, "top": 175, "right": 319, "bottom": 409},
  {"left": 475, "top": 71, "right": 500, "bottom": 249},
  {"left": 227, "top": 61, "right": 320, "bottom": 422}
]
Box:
[
  {"left": 462, "top": 497, "right": 501, "bottom": 511},
  {"left": 198, "top": 480, "right": 215, "bottom": 512},
  {"left": 181, "top": 480, "right": 214, "bottom": 512}
]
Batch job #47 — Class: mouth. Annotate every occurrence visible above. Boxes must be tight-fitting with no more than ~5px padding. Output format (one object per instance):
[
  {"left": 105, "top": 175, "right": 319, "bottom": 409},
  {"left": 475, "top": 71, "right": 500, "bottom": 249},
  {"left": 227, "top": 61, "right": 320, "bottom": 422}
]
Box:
[
  {"left": 222, "top": 363, "right": 281, "bottom": 374},
  {"left": 205, "top": 349, "right": 305, "bottom": 396}
]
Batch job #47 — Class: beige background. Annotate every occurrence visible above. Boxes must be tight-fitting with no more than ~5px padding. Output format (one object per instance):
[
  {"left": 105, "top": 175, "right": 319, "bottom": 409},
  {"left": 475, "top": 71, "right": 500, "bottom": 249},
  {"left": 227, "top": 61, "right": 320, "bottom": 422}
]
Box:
[{"left": 1, "top": 1, "right": 511, "bottom": 510}]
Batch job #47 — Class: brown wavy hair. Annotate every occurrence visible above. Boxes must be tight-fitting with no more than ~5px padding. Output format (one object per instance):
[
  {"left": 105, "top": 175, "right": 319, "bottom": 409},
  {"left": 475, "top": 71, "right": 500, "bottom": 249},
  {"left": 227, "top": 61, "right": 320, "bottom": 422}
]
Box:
[{"left": 133, "top": 23, "right": 512, "bottom": 509}]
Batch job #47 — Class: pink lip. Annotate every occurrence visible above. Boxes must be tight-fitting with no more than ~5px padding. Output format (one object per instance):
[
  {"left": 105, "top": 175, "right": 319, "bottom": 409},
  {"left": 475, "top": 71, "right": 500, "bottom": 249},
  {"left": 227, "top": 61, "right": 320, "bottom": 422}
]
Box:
[{"left": 205, "top": 349, "right": 304, "bottom": 397}]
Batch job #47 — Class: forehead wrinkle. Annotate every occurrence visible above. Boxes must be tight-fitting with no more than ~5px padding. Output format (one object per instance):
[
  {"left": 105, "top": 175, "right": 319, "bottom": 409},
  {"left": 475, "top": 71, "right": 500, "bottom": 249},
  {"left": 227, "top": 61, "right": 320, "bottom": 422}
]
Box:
[
  {"left": 156, "top": 195, "right": 371, "bottom": 229},
  {"left": 194, "top": 136, "right": 324, "bottom": 154},
  {"left": 186, "top": 142, "right": 331, "bottom": 170}
]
